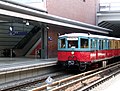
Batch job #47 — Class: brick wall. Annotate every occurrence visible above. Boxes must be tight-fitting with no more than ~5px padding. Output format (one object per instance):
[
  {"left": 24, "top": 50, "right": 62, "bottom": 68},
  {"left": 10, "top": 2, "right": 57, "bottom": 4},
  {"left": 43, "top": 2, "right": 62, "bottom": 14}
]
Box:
[{"left": 47, "top": 25, "right": 66, "bottom": 58}]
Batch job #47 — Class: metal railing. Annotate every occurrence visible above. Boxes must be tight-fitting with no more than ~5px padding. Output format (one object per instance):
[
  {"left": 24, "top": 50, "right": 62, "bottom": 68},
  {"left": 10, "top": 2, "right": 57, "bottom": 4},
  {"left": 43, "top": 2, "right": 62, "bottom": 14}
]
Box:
[{"left": 99, "top": 2, "right": 120, "bottom": 12}]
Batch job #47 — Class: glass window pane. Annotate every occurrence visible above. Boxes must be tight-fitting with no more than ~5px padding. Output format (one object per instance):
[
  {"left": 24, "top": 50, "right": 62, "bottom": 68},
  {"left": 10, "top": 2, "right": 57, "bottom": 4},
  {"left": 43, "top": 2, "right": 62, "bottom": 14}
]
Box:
[
  {"left": 67, "top": 38, "right": 78, "bottom": 48},
  {"left": 81, "top": 38, "right": 88, "bottom": 48},
  {"left": 102, "top": 40, "right": 104, "bottom": 49},
  {"left": 93, "top": 39, "right": 96, "bottom": 48},
  {"left": 90, "top": 39, "right": 92, "bottom": 48},
  {"left": 60, "top": 39, "right": 65, "bottom": 48},
  {"left": 99, "top": 40, "right": 101, "bottom": 50},
  {"left": 68, "top": 40, "right": 78, "bottom": 48},
  {"left": 91, "top": 39, "right": 96, "bottom": 49}
]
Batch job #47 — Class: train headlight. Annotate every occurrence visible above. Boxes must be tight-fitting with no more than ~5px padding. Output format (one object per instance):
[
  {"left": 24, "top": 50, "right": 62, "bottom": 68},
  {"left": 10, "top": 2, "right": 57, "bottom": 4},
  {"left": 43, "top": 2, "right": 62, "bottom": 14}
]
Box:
[{"left": 71, "top": 51, "right": 74, "bottom": 55}]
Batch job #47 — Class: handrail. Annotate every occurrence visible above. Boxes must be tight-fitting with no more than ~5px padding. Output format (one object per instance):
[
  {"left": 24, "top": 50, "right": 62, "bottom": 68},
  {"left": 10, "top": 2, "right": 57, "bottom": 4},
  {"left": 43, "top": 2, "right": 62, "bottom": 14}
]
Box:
[
  {"left": 99, "top": 2, "right": 120, "bottom": 12},
  {"left": 14, "top": 26, "right": 41, "bottom": 49}
]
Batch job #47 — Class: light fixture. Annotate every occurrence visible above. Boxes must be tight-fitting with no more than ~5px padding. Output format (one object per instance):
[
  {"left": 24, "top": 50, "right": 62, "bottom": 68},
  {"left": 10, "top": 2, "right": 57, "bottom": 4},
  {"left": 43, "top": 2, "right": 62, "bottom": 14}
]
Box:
[
  {"left": 57, "top": 33, "right": 61, "bottom": 36},
  {"left": 47, "top": 26, "right": 49, "bottom": 29},
  {"left": 26, "top": 21, "right": 29, "bottom": 26},
  {"left": 9, "top": 26, "right": 13, "bottom": 31}
]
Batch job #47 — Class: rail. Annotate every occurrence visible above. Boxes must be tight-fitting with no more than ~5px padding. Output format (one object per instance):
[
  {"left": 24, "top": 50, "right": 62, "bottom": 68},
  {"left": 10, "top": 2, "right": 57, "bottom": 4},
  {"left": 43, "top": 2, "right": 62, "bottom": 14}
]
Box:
[
  {"left": 99, "top": 2, "right": 120, "bottom": 12},
  {"left": 80, "top": 69, "right": 120, "bottom": 91},
  {"left": 31, "top": 61, "right": 120, "bottom": 91}
]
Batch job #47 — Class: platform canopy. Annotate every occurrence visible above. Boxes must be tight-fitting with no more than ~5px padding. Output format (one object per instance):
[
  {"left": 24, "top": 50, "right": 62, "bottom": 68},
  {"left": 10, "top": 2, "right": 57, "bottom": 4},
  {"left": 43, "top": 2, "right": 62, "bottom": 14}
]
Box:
[{"left": 0, "top": 0, "right": 112, "bottom": 34}]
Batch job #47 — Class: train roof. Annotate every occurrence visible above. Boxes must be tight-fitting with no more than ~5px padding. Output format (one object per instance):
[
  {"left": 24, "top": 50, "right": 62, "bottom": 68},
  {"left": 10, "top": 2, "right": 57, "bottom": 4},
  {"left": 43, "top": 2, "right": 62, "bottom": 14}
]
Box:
[{"left": 59, "top": 33, "right": 120, "bottom": 40}]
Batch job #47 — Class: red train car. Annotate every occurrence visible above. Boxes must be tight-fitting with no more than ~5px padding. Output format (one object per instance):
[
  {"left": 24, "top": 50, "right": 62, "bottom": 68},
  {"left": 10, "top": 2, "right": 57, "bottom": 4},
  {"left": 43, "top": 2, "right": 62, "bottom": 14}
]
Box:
[{"left": 57, "top": 33, "right": 120, "bottom": 71}]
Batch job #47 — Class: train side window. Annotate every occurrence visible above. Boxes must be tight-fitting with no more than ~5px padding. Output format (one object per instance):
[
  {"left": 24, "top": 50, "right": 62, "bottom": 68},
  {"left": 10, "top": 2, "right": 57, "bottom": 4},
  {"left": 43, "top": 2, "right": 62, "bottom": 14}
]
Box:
[
  {"left": 90, "top": 39, "right": 96, "bottom": 49},
  {"left": 99, "top": 40, "right": 102, "bottom": 50},
  {"left": 109, "top": 40, "right": 112, "bottom": 49},
  {"left": 103, "top": 40, "right": 106, "bottom": 49},
  {"left": 81, "top": 38, "right": 88, "bottom": 48},
  {"left": 115, "top": 40, "right": 118, "bottom": 49},
  {"left": 108, "top": 40, "right": 110, "bottom": 49},
  {"left": 90, "top": 39, "right": 92, "bottom": 48},
  {"left": 119, "top": 40, "right": 120, "bottom": 48},
  {"left": 107, "top": 40, "right": 109, "bottom": 49},
  {"left": 98, "top": 40, "right": 100, "bottom": 50},
  {"left": 60, "top": 39, "right": 66, "bottom": 48},
  {"left": 101, "top": 40, "right": 103, "bottom": 49}
]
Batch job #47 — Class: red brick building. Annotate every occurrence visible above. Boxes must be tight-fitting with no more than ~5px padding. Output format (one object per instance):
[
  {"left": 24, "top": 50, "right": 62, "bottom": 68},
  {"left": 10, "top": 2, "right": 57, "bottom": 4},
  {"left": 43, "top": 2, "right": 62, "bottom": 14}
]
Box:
[{"left": 46, "top": 0, "right": 98, "bottom": 58}]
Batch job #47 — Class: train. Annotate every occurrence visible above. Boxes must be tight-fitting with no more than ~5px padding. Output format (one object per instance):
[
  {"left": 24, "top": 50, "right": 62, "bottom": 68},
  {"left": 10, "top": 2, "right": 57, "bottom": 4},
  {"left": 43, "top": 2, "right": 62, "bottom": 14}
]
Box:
[{"left": 57, "top": 33, "right": 120, "bottom": 71}]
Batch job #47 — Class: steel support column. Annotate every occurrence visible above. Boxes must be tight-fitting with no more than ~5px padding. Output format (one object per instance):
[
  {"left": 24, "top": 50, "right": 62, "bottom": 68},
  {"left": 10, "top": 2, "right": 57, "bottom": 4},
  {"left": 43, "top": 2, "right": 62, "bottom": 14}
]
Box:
[{"left": 41, "top": 25, "right": 48, "bottom": 59}]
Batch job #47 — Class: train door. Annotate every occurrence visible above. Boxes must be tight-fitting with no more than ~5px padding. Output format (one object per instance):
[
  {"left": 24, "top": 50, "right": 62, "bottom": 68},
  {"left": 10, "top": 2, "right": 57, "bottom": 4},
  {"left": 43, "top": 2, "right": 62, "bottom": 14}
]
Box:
[{"left": 90, "top": 38, "right": 97, "bottom": 60}]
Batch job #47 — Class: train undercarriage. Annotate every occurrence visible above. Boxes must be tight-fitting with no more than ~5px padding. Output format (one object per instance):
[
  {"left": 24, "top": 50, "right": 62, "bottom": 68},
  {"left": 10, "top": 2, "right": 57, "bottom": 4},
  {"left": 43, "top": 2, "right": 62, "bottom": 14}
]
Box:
[{"left": 57, "top": 56, "right": 120, "bottom": 72}]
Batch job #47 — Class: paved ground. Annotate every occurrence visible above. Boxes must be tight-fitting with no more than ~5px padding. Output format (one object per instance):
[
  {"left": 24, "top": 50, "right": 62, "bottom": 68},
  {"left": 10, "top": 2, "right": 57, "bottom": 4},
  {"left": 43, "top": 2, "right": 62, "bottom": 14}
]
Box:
[{"left": 0, "top": 57, "right": 57, "bottom": 71}]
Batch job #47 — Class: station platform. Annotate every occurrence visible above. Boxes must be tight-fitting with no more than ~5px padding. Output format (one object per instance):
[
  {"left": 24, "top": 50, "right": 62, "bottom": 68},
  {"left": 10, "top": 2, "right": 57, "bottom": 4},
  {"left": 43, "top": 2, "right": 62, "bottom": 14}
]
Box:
[
  {"left": 92, "top": 73, "right": 120, "bottom": 91},
  {"left": 0, "top": 57, "right": 57, "bottom": 90},
  {"left": 103, "top": 74, "right": 120, "bottom": 91},
  {"left": 0, "top": 57, "right": 57, "bottom": 72}
]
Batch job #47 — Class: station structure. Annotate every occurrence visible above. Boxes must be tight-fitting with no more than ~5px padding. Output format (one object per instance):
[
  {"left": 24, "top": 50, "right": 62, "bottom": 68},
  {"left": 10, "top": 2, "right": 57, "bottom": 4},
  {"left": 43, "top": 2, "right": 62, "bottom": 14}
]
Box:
[
  {"left": 0, "top": 0, "right": 119, "bottom": 90},
  {"left": 0, "top": 0, "right": 111, "bottom": 59}
]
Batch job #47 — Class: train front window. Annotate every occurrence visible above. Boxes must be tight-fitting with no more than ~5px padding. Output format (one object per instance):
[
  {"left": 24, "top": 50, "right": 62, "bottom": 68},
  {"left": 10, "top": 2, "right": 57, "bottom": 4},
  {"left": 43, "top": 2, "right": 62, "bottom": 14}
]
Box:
[
  {"left": 60, "top": 39, "right": 66, "bottom": 48},
  {"left": 67, "top": 38, "right": 78, "bottom": 48}
]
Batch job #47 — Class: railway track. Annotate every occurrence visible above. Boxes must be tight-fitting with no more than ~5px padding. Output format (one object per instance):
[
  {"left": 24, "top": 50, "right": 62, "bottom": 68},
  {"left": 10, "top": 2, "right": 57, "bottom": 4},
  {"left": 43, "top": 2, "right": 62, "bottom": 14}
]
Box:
[
  {"left": 31, "top": 61, "right": 120, "bottom": 91},
  {"left": 2, "top": 69, "right": 73, "bottom": 91}
]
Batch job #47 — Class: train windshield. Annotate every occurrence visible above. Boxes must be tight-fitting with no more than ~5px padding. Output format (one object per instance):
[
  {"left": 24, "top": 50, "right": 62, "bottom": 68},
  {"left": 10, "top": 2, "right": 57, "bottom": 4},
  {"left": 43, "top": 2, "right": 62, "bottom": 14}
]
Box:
[
  {"left": 67, "top": 37, "right": 78, "bottom": 48},
  {"left": 59, "top": 37, "right": 78, "bottom": 49}
]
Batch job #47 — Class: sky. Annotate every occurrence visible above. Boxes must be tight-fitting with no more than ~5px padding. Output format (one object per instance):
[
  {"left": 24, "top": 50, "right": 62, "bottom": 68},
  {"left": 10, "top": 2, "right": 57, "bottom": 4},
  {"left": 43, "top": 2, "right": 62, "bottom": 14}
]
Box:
[{"left": 100, "top": 0, "right": 120, "bottom": 3}]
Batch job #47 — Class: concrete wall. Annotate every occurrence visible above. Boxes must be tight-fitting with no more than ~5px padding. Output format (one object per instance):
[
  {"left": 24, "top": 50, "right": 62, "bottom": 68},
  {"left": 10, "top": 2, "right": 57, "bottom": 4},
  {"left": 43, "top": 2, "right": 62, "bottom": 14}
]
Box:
[{"left": 47, "top": 0, "right": 97, "bottom": 25}]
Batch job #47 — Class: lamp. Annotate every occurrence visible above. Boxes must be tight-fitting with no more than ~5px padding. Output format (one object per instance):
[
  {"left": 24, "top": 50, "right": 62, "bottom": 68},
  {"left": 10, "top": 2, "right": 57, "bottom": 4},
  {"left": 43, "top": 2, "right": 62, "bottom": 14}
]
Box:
[
  {"left": 26, "top": 21, "right": 29, "bottom": 26},
  {"left": 9, "top": 26, "right": 13, "bottom": 31}
]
